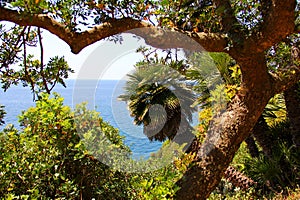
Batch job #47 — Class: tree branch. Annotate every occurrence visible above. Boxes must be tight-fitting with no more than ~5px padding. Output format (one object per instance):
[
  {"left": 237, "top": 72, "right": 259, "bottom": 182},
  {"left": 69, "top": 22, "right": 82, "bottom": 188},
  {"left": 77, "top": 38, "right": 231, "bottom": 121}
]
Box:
[
  {"left": 0, "top": 7, "right": 76, "bottom": 50},
  {"left": 128, "top": 27, "right": 228, "bottom": 52},
  {"left": 0, "top": 7, "right": 228, "bottom": 54},
  {"left": 246, "top": 0, "right": 296, "bottom": 53}
]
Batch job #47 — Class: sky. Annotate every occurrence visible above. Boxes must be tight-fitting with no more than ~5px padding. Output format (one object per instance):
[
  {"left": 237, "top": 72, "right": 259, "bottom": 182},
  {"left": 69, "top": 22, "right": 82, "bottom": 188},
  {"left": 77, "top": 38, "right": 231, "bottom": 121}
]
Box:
[{"left": 28, "top": 29, "right": 145, "bottom": 80}]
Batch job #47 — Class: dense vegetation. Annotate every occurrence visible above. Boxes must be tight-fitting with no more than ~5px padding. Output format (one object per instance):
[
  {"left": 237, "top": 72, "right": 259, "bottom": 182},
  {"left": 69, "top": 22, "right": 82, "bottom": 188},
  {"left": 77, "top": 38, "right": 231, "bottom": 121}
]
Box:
[
  {"left": 0, "top": 59, "right": 299, "bottom": 199},
  {"left": 0, "top": 0, "right": 300, "bottom": 199}
]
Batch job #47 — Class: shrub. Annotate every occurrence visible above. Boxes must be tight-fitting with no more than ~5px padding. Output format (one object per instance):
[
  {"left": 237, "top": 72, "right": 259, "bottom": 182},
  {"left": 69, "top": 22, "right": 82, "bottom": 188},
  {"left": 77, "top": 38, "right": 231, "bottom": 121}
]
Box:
[{"left": 0, "top": 93, "right": 132, "bottom": 199}]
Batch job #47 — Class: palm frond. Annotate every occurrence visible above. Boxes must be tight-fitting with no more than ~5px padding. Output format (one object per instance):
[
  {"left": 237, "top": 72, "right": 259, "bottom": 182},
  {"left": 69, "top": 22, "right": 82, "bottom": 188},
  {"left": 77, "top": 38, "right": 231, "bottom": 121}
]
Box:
[{"left": 118, "top": 61, "right": 197, "bottom": 142}]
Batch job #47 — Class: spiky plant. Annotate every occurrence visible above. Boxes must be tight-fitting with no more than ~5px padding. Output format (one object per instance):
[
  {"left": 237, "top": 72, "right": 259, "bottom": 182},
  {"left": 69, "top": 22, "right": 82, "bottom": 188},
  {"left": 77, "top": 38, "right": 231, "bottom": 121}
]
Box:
[
  {"left": 243, "top": 120, "right": 300, "bottom": 193},
  {"left": 119, "top": 62, "right": 197, "bottom": 143}
]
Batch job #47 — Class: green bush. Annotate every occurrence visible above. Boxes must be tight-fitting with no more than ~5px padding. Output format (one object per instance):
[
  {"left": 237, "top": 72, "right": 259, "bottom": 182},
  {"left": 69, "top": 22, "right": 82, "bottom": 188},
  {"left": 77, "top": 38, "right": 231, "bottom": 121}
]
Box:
[
  {"left": 129, "top": 152, "right": 195, "bottom": 200},
  {"left": 0, "top": 93, "right": 199, "bottom": 199},
  {"left": 227, "top": 120, "right": 300, "bottom": 198},
  {"left": 0, "top": 93, "right": 132, "bottom": 199}
]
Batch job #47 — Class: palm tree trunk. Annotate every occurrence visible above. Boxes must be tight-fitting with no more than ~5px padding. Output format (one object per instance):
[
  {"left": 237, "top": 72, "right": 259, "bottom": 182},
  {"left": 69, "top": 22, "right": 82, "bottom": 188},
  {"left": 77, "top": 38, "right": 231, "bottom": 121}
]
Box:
[
  {"left": 245, "top": 135, "right": 260, "bottom": 158},
  {"left": 252, "top": 115, "right": 273, "bottom": 157},
  {"left": 224, "top": 166, "right": 257, "bottom": 190},
  {"left": 284, "top": 83, "right": 300, "bottom": 148}
]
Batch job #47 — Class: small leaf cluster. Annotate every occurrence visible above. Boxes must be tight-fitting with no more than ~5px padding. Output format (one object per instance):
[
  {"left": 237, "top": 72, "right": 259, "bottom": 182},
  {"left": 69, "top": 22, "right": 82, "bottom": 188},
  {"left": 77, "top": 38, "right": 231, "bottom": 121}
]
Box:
[
  {"left": 156, "top": 0, "right": 221, "bottom": 32},
  {"left": 130, "top": 151, "right": 195, "bottom": 200},
  {"left": 19, "top": 55, "right": 74, "bottom": 98},
  {"left": 231, "top": 0, "right": 262, "bottom": 33}
]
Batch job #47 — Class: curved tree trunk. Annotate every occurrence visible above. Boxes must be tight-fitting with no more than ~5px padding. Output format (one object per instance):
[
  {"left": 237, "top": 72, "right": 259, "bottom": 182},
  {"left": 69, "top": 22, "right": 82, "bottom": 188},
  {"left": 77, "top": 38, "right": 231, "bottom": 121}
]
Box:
[
  {"left": 284, "top": 83, "right": 300, "bottom": 148},
  {"left": 175, "top": 88, "right": 272, "bottom": 199},
  {"left": 174, "top": 51, "right": 276, "bottom": 199},
  {"left": 187, "top": 138, "right": 257, "bottom": 190}
]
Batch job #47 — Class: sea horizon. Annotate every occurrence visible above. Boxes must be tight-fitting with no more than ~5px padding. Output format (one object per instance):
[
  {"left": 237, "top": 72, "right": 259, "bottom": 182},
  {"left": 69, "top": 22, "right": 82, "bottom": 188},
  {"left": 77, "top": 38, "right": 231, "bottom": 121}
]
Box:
[{"left": 0, "top": 79, "right": 163, "bottom": 159}]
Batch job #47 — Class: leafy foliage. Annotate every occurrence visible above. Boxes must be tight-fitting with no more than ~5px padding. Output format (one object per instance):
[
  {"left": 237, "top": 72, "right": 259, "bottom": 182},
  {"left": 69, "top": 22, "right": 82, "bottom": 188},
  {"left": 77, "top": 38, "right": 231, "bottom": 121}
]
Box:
[
  {"left": 0, "top": 25, "right": 74, "bottom": 99},
  {"left": 0, "top": 93, "right": 197, "bottom": 199},
  {"left": 242, "top": 120, "right": 300, "bottom": 191},
  {"left": 131, "top": 152, "right": 195, "bottom": 200},
  {"left": 0, "top": 94, "right": 132, "bottom": 199},
  {"left": 20, "top": 55, "right": 74, "bottom": 98},
  {"left": 156, "top": 0, "right": 221, "bottom": 32},
  {"left": 266, "top": 34, "right": 300, "bottom": 74},
  {"left": 264, "top": 94, "right": 287, "bottom": 126},
  {"left": 187, "top": 52, "right": 240, "bottom": 140},
  {"left": 5, "top": 0, "right": 155, "bottom": 31},
  {"left": 231, "top": 0, "right": 263, "bottom": 32}
]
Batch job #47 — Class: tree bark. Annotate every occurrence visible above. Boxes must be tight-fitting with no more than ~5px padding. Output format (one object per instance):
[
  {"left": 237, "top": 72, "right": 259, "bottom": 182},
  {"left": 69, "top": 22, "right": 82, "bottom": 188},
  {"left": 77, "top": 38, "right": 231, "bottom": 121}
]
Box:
[
  {"left": 224, "top": 166, "right": 257, "bottom": 190},
  {"left": 0, "top": 7, "right": 227, "bottom": 54},
  {"left": 175, "top": 88, "right": 273, "bottom": 199},
  {"left": 175, "top": 53, "right": 275, "bottom": 199},
  {"left": 284, "top": 83, "right": 300, "bottom": 148}
]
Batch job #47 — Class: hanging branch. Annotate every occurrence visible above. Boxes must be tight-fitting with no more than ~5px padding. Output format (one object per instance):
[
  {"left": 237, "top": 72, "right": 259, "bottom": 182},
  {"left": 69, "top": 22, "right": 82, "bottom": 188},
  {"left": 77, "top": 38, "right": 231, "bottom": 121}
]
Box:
[
  {"left": 48, "top": 65, "right": 62, "bottom": 92},
  {"left": 37, "top": 27, "right": 50, "bottom": 94},
  {"left": 22, "top": 26, "right": 36, "bottom": 100}
]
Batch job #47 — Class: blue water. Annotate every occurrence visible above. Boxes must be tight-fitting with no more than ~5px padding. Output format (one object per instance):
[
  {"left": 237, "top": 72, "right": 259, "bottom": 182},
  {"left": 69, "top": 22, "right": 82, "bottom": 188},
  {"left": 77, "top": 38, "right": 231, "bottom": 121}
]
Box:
[{"left": 0, "top": 80, "right": 162, "bottom": 159}]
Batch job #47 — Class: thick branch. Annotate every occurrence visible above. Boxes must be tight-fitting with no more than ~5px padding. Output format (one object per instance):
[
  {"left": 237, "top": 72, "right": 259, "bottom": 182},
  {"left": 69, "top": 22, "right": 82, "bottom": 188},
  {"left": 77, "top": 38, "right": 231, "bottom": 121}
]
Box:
[
  {"left": 246, "top": 0, "right": 296, "bottom": 53},
  {"left": 128, "top": 27, "right": 228, "bottom": 52},
  {"left": 0, "top": 7, "right": 76, "bottom": 50},
  {"left": 0, "top": 7, "right": 146, "bottom": 53},
  {"left": 0, "top": 7, "right": 228, "bottom": 54},
  {"left": 235, "top": 52, "right": 271, "bottom": 91},
  {"left": 176, "top": 85, "right": 274, "bottom": 199}
]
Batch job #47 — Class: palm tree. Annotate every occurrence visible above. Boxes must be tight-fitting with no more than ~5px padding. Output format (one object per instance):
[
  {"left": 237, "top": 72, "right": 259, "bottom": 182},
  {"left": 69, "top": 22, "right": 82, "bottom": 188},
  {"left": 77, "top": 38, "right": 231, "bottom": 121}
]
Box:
[
  {"left": 119, "top": 52, "right": 257, "bottom": 190},
  {"left": 119, "top": 62, "right": 197, "bottom": 146}
]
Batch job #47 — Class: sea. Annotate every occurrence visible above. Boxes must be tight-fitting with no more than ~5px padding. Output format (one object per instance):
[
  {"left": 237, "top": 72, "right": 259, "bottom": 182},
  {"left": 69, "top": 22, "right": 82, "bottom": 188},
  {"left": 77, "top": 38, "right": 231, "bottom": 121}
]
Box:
[{"left": 0, "top": 79, "right": 162, "bottom": 159}]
